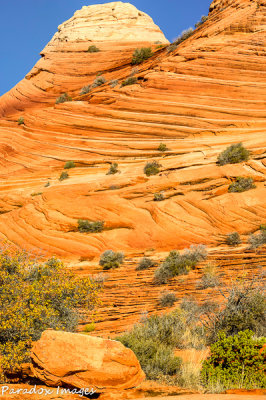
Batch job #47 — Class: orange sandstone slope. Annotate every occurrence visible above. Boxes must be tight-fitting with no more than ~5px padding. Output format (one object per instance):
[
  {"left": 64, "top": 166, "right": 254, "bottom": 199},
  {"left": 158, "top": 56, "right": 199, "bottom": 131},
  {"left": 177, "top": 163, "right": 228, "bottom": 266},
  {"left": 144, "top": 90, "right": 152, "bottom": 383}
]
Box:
[{"left": 0, "top": 0, "right": 265, "bottom": 260}]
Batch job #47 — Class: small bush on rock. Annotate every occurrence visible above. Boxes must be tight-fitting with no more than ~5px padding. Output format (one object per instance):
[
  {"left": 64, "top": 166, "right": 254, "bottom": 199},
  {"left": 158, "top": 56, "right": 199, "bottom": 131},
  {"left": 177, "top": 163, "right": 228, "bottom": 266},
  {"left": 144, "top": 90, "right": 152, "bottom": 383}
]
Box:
[
  {"left": 197, "top": 265, "right": 220, "bottom": 290},
  {"left": 64, "top": 161, "right": 76, "bottom": 169},
  {"left": 109, "top": 79, "right": 118, "bottom": 88},
  {"left": 132, "top": 47, "right": 153, "bottom": 65},
  {"left": 195, "top": 15, "right": 208, "bottom": 28},
  {"left": 56, "top": 93, "right": 72, "bottom": 104},
  {"left": 154, "top": 245, "right": 207, "bottom": 284},
  {"left": 91, "top": 76, "right": 106, "bottom": 88},
  {"left": 80, "top": 85, "right": 91, "bottom": 95},
  {"left": 18, "top": 117, "right": 24, "bottom": 125},
  {"left": 88, "top": 45, "right": 100, "bottom": 53},
  {"left": 144, "top": 160, "right": 161, "bottom": 176},
  {"left": 218, "top": 143, "right": 250, "bottom": 165},
  {"left": 158, "top": 143, "right": 168, "bottom": 152},
  {"left": 59, "top": 171, "right": 69, "bottom": 181},
  {"left": 249, "top": 229, "right": 266, "bottom": 249},
  {"left": 121, "top": 77, "right": 137, "bottom": 87},
  {"left": 136, "top": 257, "right": 157, "bottom": 271},
  {"left": 201, "top": 330, "right": 266, "bottom": 391},
  {"left": 159, "top": 291, "right": 177, "bottom": 307},
  {"left": 228, "top": 177, "right": 255, "bottom": 193},
  {"left": 78, "top": 220, "right": 104, "bottom": 233},
  {"left": 154, "top": 192, "right": 165, "bottom": 201},
  {"left": 107, "top": 162, "right": 119, "bottom": 175},
  {"left": 99, "top": 250, "right": 124, "bottom": 270},
  {"left": 226, "top": 232, "right": 241, "bottom": 246}
]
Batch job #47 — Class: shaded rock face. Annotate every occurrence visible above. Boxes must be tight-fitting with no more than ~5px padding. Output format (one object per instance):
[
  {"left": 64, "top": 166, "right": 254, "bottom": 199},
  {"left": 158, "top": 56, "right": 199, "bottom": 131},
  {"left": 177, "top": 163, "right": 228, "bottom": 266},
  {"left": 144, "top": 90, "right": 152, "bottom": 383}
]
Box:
[
  {"left": 31, "top": 330, "right": 145, "bottom": 391},
  {"left": 0, "top": 0, "right": 265, "bottom": 262}
]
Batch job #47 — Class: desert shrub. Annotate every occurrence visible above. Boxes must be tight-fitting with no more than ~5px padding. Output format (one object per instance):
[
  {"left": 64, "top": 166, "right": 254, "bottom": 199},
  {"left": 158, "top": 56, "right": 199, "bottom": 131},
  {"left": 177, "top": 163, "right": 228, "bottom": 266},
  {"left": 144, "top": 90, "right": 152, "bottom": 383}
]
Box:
[
  {"left": 195, "top": 15, "right": 208, "bottom": 28},
  {"left": 109, "top": 79, "right": 118, "bottom": 88},
  {"left": 248, "top": 229, "right": 266, "bottom": 249},
  {"left": 132, "top": 47, "right": 153, "bottom": 65},
  {"left": 197, "top": 265, "right": 220, "bottom": 290},
  {"left": 159, "top": 291, "right": 177, "bottom": 307},
  {"left": 83, "top": 323, "right": 95, "bottom": 333},
  {"left": 17, "top": 117, "right": 24, "bottom": 125},
  {"left": 0, "top": 246, "right": 100, "bottom": 379},
  {"left": 99, "top": 250, "right": 124, "bottom": 270},
  {"left": 117, "top": 305, "right": 207, "bottom": 380},
  {"left": 121, "top": 77, "right": 137, "bottom": 87},
  {"left": 64, "top": 161, "right": 76, "bottom": 169},
  {"left": 228, "top": 177, "right": 255, "bottom": 193},
  {"left": 31, "top": 192, "right": 42, "bottom": 197},
  {"left": 167, "top": 43, "right": 178, "bottom": 53},
  {"left": 260, "top": 224, "right": 266, "bottom": 231},
  {"left": 59, "top": 171, "right": 69, "bottom": 181},
  {"left": 107, "top": 162, "right": 119, "bottom": 175},
  {"left": 201, "top": 330, "right": 266, "bottom": 391},
  {"left": 144, "top": 160, "right": 161, "bottom": 176},
  {"left": 207, "top": 280, "right": 266, "bottom": 343},
  {"left": 226, "top": 232, "right": 241, "bottom": 246},
  {"left": 88, "top": 45, "right": 100, "bottom": 53},
  {"left": 154, "top": 245, "right": 207, "bottom": 284},
  {"left": 91, "top": 76, "right": 106, "bottom": 88},
  {"left": 78, "top": 220, "right": 104, "bottom": 233},
  {"left": 154, "top": 192, "right": 165, "bottom": 201},
  {"left": 80, "top": 85, "right": 91, "bottom": 95},
  {"left": 158, "top": 143, "right": 168, "bottom": 152},
  {"left": 136, "top": 257, "right": 157, "bottom": 271},
  {"left": 56, "top": 93, "right": 72, "bottom": 104},
  {"left": 175, "top": 28, "right": 194, "bottom": 45},
  {"left": 217, "top": 143, "right": 250, "bottom": 165}
]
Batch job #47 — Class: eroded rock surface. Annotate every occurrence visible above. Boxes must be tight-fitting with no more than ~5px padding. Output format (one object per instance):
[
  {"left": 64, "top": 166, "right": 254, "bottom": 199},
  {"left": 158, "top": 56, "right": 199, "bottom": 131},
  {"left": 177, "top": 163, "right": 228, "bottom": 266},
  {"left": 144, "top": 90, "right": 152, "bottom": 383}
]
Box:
[{"left": 31, "top": 330, "right": 145, "bottom": 391}]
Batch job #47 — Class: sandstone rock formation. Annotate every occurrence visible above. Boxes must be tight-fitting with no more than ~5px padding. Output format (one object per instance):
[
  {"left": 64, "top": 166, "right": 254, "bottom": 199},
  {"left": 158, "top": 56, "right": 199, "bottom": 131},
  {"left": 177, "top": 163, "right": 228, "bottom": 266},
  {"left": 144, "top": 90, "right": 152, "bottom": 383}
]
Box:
[
  {"left": 0, "top": 0, "right": 265, "bottom": 334},
  {"left": 31, "top": 330, "right": 145, "bottom": 391}
]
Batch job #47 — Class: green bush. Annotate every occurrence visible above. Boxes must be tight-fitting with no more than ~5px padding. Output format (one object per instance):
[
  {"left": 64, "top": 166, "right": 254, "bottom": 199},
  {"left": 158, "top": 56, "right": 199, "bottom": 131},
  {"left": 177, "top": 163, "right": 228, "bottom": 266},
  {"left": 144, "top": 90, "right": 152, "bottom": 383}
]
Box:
[
  {"left": 117, "top": 314, "right": 183, "bottom": 380},
  {"left": 197, "top": 265, "right": 220, "bottom": 290},
  {"left": 136, "top": 257, "right": 157, "bottom": 271},
  {"left": 121, "top": 77, "right": 137, "bottom": 87},
  {"left": 88, "top": 45, "right": 100, "bottom": 53},
  {"left": 64, "top": 161, "right": 76, "bottom": 169},
  {"left": 59, "top": 171, "right": 69, "bottom": 181},
  {"left": 109, "top": 79, "right": 118, "bottom": 88},
  {"left": 228, "top": 177, "right": 255, "bottom": 193},
  {"left": 248, "top": 229, "right": 266, "bottom": 249},
  {"left": 107, "top": 163, "right": 119, "bottom": 175},
  {"left": 158, "top": 143, "right": 168, "bottom": 152},
  {"left": 154, "top": 192, "right": 165, "bottom": 201},
  {"left": 207, "top": 282, "right": 266, "bottom": 343},
  {"left": 56, "top": 93, "right": 72, "bottom": 104},
  {"left": 0, "top": 247, "right": 100, "bottom": 380},
  {"left": 154, "top": 245, "right": 207, "bottom": 284},
  {"left": 18, "top": 117, "right": 24, "bottom": 125},
  {"left": 132, "top": 47, "right": 153, "bottom": 65},
  {"left": 201, "top": 330, "right": 266, "bottom": 391},
  {"left": 195, "top": 15, "right": 208, "bottom": 28},
  {"left": 218, "top": 143, "right": 250, "bottom": 165},
  {"left": 159, "top": 291, "right": 177, "bottom": 307},
  {"left": 78, "top": 220, "right": 104, "bottom": 233},
  {"left": 99, "top": 250, "right": 124, "bottom": 270},
  {"left": 144, "top": 160, "right": 161, "bottom": 176},
  {"left": 83, "top": 323, "right": 95, "bottom": 333},
  {"left": 91, "top": 76, "right": 106, "bottom": 88},
  {"left": 226, "top": 232, "right": 241, "bottom": 246},
  {"left": 80, "top": 85, "right": 91, "bottom": 95}
]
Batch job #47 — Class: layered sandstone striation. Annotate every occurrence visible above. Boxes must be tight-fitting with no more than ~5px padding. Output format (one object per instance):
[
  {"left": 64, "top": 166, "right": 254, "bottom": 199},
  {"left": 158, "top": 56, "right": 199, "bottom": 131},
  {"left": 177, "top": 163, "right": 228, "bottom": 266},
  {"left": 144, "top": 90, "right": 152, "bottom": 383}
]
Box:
[{"left": 0, "top": 0, "right": 265, "bottom": 333}]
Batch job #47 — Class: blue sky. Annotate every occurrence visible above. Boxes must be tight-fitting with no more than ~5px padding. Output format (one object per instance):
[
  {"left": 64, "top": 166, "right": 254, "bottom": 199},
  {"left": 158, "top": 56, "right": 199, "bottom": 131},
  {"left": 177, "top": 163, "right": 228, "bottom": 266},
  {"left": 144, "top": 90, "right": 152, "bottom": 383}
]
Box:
[{"left": 0, "top": 0, "right": 210, "bottom": 95}]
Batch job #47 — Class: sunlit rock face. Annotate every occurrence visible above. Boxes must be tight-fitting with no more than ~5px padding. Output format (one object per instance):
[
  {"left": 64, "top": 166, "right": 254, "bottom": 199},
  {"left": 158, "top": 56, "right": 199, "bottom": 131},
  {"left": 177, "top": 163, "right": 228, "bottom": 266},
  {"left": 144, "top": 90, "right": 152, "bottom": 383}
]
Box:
[{"left": 0, "top": 0, "right": 265, "bottom": 265}]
